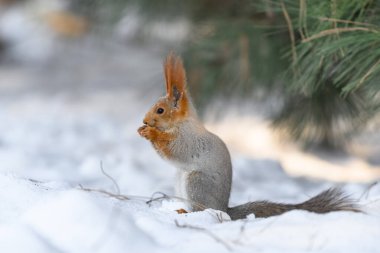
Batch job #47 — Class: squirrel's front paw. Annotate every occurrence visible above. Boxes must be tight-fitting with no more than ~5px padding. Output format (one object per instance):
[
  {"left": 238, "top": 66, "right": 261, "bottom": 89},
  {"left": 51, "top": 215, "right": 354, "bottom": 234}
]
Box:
[
  {"left": 138, "top": 125, "right": 147, "bottom": 136},
  {"left": 138, "top": 125, "right": 155, "bottom": 140},
  {"left": 138, "top": 125, "right": 148, "bottom": 138}
]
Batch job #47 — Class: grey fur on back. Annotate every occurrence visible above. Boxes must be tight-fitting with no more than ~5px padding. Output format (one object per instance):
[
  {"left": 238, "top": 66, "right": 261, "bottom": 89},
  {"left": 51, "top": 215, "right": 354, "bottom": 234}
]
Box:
[
  {"left": 169, "top": 119, "right": 360, "bottom": 220},
  {"left": 169, "top": 118, "right": 232, "bottom": 212}
]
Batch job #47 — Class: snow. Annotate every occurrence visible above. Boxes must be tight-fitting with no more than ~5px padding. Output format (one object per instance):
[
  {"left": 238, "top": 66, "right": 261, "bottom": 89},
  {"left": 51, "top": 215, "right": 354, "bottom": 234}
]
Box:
[
  {"left": 0, "top": 5, "right": 379, "bottom": 252},
  {"left": 0, "top": 91, "right": 379, "bottom": 253},
  {"left": 0, "top": 172, "right": 379, "bottom": 253}
]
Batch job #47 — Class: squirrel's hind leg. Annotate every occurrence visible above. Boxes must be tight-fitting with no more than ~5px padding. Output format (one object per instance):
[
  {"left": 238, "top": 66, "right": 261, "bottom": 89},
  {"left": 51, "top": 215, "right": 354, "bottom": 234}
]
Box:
[{"left": 185, "top": 171, "right": 227, "bottom": 212}]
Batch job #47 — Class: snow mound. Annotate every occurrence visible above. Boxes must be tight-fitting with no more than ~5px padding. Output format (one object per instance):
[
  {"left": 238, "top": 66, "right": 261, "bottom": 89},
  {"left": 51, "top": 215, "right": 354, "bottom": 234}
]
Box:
[{"left": 0, "top": 174, "right": 379, "bottom": 253}]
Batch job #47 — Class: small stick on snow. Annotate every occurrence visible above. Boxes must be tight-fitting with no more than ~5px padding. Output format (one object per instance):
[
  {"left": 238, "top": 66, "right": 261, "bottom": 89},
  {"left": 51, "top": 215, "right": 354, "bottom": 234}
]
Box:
[
  {"left": 146, "top": 192, "right": 171, "bottom": 206},
  {"left": 79, "top": 185, "right": 130, "bottom": 201},
  {"left": 100, "top": 161, "right": 121, "bottom": 195},
  {"left": 359, "top": 181, "right": 379, "bottom": 200}
]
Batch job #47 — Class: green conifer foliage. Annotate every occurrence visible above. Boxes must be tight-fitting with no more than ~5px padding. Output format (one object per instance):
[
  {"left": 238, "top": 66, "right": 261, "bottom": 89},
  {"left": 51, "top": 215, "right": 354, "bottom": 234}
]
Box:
[
  {"left": 71, "top": 0, "right": 380, "bottom": 147},
  {"left": 272, "top": 0, "right": 380, "bottom": 147}
]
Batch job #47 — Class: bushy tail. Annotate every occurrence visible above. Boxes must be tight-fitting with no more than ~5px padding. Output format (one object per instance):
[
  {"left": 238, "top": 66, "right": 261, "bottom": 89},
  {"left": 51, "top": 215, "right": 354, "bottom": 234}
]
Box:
[{"left": 227, "top": 188, "right": 360, "bottom": 220}]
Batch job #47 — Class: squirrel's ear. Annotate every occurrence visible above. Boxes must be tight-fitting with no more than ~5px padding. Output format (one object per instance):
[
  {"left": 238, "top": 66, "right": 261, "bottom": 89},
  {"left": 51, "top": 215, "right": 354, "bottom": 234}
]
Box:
[{"left": 164, "top": 52, "right": 187, "bottom": 107}]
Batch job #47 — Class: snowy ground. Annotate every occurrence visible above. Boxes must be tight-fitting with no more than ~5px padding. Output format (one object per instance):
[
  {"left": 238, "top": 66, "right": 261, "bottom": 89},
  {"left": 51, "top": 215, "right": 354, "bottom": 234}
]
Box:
[{"left": 0, "top": 26, "right": 380, "bottom": 253}]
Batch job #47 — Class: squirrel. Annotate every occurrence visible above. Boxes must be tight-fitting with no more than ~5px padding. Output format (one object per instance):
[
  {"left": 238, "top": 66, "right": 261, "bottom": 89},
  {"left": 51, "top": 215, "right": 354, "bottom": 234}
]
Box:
[{"left": 138, "top": 52, "right": 359, "bottom": 220}]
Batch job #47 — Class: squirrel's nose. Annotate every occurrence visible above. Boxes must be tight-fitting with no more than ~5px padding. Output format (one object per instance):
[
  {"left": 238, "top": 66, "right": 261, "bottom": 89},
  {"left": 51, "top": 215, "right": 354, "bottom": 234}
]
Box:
[{"left": 143, "top": 118, "right": 155, "bottom": 127}]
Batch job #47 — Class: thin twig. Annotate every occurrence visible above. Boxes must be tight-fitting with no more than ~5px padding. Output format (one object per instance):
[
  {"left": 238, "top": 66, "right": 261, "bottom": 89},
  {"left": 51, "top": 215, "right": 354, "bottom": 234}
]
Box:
[
  {"left": 302, "top": 27, "right": 378, "bottom": 43},
  {"left": 78, "top": 186, "right": 207, "bottom": 210},
  {"left": 298, "top": 0, "right": 306, "bottom": 40},
  {"left": 174, "top": 220, "right": 233, "bottom": 251},
  {"left": 146, "top": 191, "right": 171, "bottom": 206},
  {"left": 357, "top": 59, "right": 380, "bottom": 89},
  {"left": 79, "top": 175, "right": 226, "bottom": 223},
  {"left": 359, "top": 181, "right": 379, "bottom": 200},
  {"left": 281, "top": 0, "right": 298, "bottom": 76},
  {"left": 145, "top": 193, "right": 227, "bottom": 222},
  {"left": 216, "top": 212, "right": 225, "bottom": 223},
  {"left": 330, "top": 0, "right": 345, "bottom": 57},
  {"left": 100, "top": 161, "right": 120, "bottom": 195},
  {"left": 28, "top": 178, "right": 44, "bottom": 184},
  {"left": 319, "top": 17, "right": 377, "bottom": 27},
  {"left": 360, "top": 198, "right": 380, "bottom": 212},
  {"left": 146, "top": 191, "right": 209, "bottom": 211},
  {"left": 86, "top": 163, "right": 124, "bottom": 252},
  {"left": 79, "top": 185, "right": 130, "bottom": 201}
]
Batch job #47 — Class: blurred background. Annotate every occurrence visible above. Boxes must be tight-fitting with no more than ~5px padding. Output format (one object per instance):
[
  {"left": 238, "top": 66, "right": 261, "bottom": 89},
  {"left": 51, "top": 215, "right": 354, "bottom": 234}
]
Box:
[{"left": 0, "top": 0, "right": 379, "bottom": 191}]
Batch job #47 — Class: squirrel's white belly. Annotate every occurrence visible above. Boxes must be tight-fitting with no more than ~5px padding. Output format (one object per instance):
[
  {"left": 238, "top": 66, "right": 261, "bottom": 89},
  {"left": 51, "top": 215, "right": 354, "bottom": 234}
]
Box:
[{"left": 175, "top": 169, "right": 189, "bottom": 201}]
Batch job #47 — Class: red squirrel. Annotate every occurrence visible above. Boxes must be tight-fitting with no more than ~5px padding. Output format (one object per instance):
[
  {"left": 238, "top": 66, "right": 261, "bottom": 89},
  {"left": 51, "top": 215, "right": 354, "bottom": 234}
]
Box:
[{"left": 138, "top": 52, "right": 359, "bottom": 220}]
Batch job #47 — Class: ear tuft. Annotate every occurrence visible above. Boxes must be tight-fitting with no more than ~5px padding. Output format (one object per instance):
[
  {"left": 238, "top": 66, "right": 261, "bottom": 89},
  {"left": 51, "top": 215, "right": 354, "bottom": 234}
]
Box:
[
  {"left": 164, "top": 52, "right": 187, "bottom": 100},
  {"left": 172, "top": 86, "right": 181, "bottom": 107}
]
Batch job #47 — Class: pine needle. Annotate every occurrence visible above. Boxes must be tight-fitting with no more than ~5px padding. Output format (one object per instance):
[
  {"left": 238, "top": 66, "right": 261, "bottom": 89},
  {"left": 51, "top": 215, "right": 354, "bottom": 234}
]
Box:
[
  {"left": 319, "top": 17, "right": 377, "bottom": 27},
  {"left": 302, "top": 27, "right": 379, "bottom": 43},
  {"left": 358, "top": 59, "right": 380, "bottom": 89},
  {"left": 281, "top": 0, "right": 298, "bottom": 74}
]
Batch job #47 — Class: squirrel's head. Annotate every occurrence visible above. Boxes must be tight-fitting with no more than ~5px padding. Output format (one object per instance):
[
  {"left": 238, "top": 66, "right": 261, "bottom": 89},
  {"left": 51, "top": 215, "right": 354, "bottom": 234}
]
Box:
[{"left": 142, "top": 52, "right": 193, "bottom": 131}]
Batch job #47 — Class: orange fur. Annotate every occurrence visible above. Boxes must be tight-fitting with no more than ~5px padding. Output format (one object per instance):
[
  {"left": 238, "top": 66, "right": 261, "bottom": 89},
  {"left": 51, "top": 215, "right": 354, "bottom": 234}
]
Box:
[
  {"left": 138, "top": 125, "right": 175, "bottom": 158},
  {"left": 164, "top": 52, "right": 187, "bottom": 98},
  {"left": 138, "top": 53, "right": 192, "bottom": 159},
  {"left": 164, "top": 53, "right": 190, "bottom": 120}
]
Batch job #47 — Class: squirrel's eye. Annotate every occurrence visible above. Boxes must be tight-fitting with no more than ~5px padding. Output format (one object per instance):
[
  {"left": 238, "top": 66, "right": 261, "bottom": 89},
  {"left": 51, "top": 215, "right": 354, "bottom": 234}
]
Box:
[{"left": 156, "top": 108, "right": 164, "bottom": 114}]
